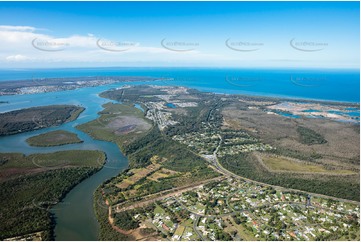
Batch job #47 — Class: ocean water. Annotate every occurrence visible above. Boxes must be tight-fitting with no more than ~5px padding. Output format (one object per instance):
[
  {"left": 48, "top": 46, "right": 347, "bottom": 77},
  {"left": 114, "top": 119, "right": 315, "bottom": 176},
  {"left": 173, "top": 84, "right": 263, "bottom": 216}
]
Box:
[{"left": 0, "top": 67, "right": 359, "bottom": 103}]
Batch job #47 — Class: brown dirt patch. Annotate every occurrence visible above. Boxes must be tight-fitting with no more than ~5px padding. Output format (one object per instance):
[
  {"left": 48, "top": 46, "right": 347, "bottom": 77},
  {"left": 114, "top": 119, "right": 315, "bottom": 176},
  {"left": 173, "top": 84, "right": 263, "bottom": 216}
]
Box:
[{"left": 107, "top": 117, "right": 152, "bottom": 132}]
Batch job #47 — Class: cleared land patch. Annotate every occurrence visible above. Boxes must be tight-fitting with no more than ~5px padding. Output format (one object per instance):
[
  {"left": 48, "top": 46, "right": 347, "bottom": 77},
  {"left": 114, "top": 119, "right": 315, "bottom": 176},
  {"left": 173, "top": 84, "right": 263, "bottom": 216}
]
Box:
[
  {"left": 258, "top": 154, "right": 355, "bottom": 175},
  {"left": 147, "top": 168, "right": 179, "bottom": 181},
  {"left": 116, "top": 164, "right": 161, "bottom": 189},
  {"left": 107, "top": 116, "right": 151, "bottom": 134}
]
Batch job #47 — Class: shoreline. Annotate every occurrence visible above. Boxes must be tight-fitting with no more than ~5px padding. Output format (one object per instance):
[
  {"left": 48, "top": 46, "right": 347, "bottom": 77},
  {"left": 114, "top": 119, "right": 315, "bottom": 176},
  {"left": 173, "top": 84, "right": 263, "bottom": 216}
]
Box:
[
  {"left": 0, "top": 76, "right": 359, "bottom": 106},
  {"left": 206, "top": 88, "right": 360, "bottom": 106}
]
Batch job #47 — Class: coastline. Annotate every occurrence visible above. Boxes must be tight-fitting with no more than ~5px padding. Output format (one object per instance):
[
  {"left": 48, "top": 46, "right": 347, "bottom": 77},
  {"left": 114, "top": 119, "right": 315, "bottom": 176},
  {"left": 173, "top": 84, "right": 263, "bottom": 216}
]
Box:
[
  {"left": 204, "top": 88, "right": 360, "bottom": 105},
  {"left": 0, "top": 66, "right": 359, "bottom": 103},
  {"left": 0, "top": 76, "right": 359, "bottom": 105}
]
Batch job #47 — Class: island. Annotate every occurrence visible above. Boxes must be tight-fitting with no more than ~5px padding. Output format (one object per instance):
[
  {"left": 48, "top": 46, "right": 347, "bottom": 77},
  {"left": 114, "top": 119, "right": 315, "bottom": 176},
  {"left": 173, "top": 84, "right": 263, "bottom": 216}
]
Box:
[
  {"left": 26, "top": 130, "right": 83, "bottom": 147},
  {"left": 0, "top": 105, "right": 84, "bottom": 136}
]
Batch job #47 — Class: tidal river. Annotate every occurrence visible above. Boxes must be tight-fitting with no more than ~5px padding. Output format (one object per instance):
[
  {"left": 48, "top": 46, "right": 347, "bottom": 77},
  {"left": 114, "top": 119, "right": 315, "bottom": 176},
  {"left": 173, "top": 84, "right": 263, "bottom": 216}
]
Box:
[{"left": 0, "top": 81, "right": 152, "bottom": 240}]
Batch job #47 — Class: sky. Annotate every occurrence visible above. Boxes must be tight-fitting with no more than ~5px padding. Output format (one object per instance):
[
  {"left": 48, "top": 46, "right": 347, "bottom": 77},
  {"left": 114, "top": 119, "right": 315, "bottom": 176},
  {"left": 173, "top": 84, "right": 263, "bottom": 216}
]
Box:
[{"left": 0, "top": 1, "right": 359, "bottom": 69}]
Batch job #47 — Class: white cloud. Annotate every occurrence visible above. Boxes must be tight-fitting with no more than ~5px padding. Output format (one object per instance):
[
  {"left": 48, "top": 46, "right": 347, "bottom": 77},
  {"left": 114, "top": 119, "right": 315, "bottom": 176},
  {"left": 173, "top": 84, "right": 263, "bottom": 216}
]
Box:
[
  {"left": 0, "top": 25, "right": 37, "bottom": 32},
  {"left": 2, "top": 25, "right": 351, "bottom": 68},
  {"left": 0, "top": 25, "right": 213, "bottom": 66},
  {"left": 5, "top": 54, "right": 31, "bottom": 62}
]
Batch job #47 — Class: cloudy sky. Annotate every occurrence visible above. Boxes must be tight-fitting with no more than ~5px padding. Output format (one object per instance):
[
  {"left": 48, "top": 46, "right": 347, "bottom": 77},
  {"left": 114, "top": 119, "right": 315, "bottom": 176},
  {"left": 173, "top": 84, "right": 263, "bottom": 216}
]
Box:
[{"left": 0, "top": 1, "right": 359, "bottom": 68}]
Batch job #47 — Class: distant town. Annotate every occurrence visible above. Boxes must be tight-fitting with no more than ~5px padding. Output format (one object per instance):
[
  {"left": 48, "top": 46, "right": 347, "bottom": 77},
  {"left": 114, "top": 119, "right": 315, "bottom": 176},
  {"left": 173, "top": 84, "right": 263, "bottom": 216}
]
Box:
[{"left": 0, "top": 76, "right": 157, "bottom": 95}]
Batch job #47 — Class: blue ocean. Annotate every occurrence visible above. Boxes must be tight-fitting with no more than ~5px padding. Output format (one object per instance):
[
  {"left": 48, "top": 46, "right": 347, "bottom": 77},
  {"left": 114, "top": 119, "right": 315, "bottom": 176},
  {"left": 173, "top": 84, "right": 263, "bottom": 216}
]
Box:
[{"left": 0, "top": 67, "right": 359, "bottom": 103}]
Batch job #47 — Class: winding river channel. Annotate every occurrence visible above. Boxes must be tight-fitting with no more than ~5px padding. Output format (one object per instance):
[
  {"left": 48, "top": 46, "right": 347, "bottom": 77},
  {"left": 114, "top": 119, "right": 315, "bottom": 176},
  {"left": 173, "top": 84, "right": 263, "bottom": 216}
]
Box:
[{"left": 0, "top": 81, "right": 156, "bottom": 240}]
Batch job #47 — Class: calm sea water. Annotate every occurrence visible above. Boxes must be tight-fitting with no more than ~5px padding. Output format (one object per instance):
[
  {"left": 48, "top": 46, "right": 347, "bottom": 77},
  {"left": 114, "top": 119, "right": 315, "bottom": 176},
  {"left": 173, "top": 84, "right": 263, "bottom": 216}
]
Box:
[{"left": 0, "top": 67, "right": 359, "bottom": 103}]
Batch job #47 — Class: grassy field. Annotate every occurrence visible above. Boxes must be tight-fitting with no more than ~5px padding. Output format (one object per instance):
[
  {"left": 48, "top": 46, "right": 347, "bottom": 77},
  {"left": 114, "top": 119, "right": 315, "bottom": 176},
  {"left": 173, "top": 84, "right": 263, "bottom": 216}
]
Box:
[
  {"left": 174, "top": 225, "right": 185, "bottom": 237},
  {"left": 260, "top": 154, "right": 355, "bottom": 174},
  {"left": 116, "top": 163, "right": 161, "bottom": 189},
  {"left": 26, "top": 130, "right": 83, "bottom": 147},
  {"left": 147, "top": 168, "right": 177, "bottom": 181}
]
